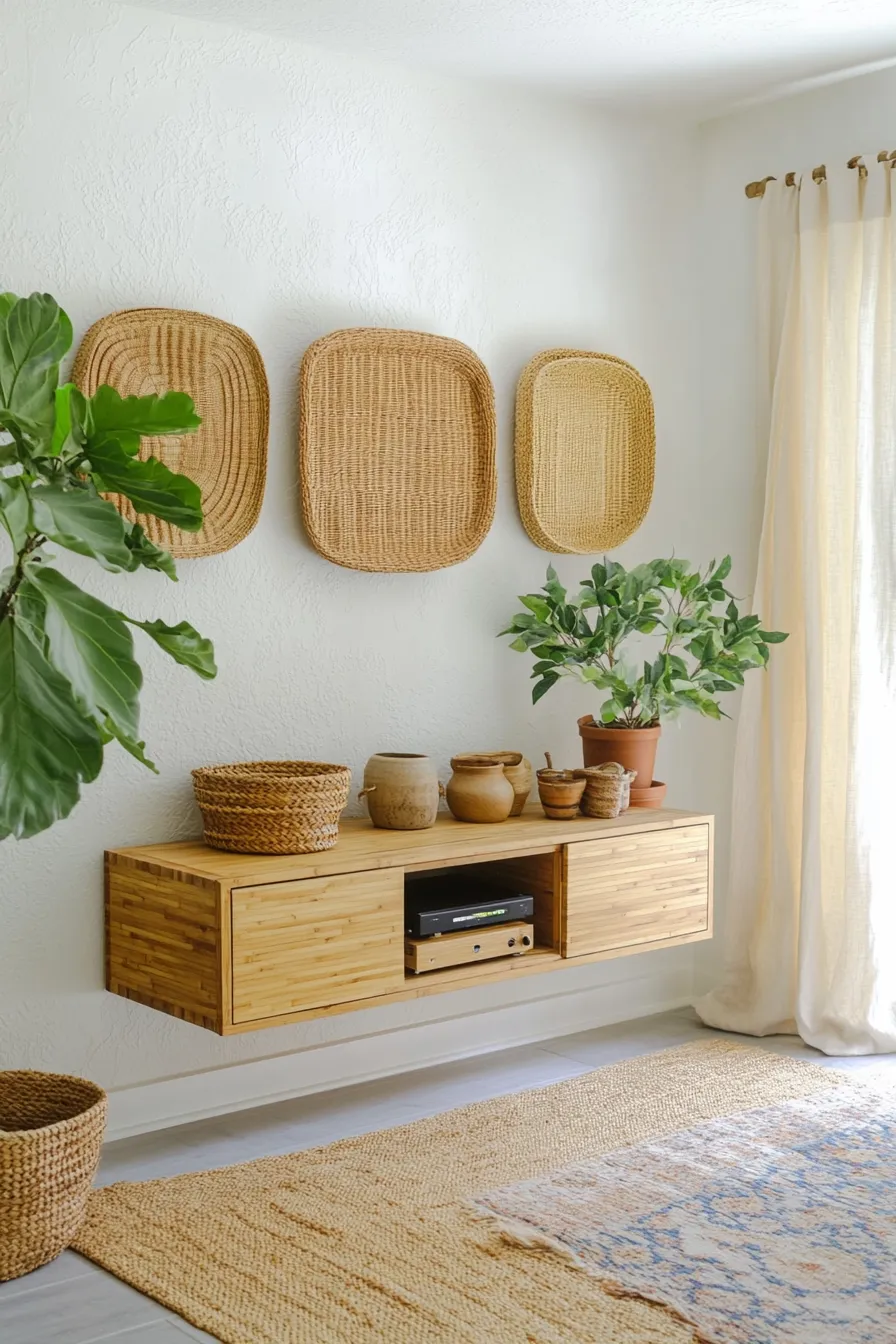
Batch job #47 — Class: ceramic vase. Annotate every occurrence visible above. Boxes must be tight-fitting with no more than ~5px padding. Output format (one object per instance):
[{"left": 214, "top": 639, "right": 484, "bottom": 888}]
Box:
[
  {"left": 446, "top": 757, "right": 514, "bottom": 823},
  {"left": 359, "top": 753, "right": 442, "bottom": 830},
  {"left": 451, "top": 751, "right": 532, "bottom": 816}
]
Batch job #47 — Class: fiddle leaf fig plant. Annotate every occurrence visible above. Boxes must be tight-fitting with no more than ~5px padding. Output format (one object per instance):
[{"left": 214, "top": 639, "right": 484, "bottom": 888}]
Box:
[
  {"left": 0, "top": 291, "right": 217, "bottom": 840},
  {"left": 500, "top": 557, "right": 787, "bottom": 727}
]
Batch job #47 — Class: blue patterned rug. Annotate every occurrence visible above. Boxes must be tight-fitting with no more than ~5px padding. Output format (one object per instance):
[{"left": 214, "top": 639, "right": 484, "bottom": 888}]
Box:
[{"left": 473, "top": 1085, "right": 896, "bottom": 1344}]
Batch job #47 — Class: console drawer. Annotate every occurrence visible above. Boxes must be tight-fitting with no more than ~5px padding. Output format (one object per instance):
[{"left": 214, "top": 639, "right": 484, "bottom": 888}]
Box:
[
  {"left": 564, "top": 823, "right": 710, "bottom": 957},
  {"left": 232, "top": 870, "right": 404, "bottom": 1024}
]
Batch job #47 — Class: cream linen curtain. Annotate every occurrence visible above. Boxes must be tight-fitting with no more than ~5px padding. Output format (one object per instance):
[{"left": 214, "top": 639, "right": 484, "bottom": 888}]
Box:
[{"left": 696, "top": 163, "right": 896, "bottom": 1055}]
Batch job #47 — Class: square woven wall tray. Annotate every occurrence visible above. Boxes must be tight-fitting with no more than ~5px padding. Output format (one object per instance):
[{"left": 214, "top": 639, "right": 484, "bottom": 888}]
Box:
[
  {"left": 299, "top": 327, "right": 497, "bottom": 572},
  {"left": 515, "top": 348, "right": 655, "bottom": 554},
  {"left": 73, "top": 308, "right": 269, "bottom": 559}
]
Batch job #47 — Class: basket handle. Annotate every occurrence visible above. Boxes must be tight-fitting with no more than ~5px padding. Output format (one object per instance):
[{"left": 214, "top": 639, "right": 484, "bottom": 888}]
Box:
[{"left": 358, "top": 786, "right": 376, "bottom": 800}]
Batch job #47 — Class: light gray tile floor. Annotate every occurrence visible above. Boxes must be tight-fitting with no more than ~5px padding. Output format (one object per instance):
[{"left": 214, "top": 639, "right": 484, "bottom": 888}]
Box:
[{"left": 3, "top": 1007, "right": 894, "bottom": 1342}]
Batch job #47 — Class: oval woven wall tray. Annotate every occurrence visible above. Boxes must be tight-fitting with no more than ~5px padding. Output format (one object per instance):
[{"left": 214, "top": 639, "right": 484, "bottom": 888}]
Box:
[
  {"left": 299, "top": 327, "right": 497, "bottom": 572},
  {"left": 515, "top": 348, "right": 655, "bottom": 554},
  {"left": 73, "top": 308, "right": 269, "bottom": 558}
]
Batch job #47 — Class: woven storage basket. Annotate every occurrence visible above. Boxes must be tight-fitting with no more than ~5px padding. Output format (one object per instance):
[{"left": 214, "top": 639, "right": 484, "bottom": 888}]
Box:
[
  {"left": 515, "top": 348, "right": 655, "bottom": 553},
  {"left": 0, "top": 1071, "right": 107, "bottom": 1281},
  {"left": 575, "top": 764, "right": 636, "bottom": 819},
  {"left": 73, "top": 308, "right": 269, "bottom": 558},
  {"left": 299, "top": 328, "right": 497, "bottom": 572},
  {"left": 192, "top": 761, "right": 351, "bottom": 854}
]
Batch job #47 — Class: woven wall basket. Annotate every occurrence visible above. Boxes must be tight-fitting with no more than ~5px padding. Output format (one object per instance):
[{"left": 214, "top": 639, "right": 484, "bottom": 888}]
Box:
[
  {"left": 73, "top": 308, "right": 269, "bottom": 558},
  {"left": 0, "top": 1071, "right": 107, "bottom": 1281},
  {"left": 299, "top": 328, "right": 497, "bottom": 572},
  {"left": 515, "top": 349, "right": 655, "bottom": 553}
]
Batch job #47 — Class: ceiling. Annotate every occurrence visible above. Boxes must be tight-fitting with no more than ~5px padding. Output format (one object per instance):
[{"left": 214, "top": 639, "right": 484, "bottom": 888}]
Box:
[{"left": 124, "top": 0, "right": 896, "bottom": 112}]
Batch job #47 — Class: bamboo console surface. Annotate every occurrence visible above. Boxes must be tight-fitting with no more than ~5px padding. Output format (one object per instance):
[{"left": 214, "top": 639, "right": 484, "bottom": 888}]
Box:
[{"left": 106, "top": 807, "right": 713, "bottom": 1034}]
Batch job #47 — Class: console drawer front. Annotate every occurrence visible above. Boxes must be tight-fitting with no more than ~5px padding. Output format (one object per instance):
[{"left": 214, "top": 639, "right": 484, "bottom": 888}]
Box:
[
  {"left": 564, "top": 824, "right": 710, "bottom": 958},
  {"left": 232, "top": 870, "right": 404, "bottom": 1024}
]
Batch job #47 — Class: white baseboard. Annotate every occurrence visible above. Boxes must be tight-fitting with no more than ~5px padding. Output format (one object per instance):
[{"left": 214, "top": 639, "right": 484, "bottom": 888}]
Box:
[{"left": 106, "top": 966, "right": 692, "bottom": 1140}]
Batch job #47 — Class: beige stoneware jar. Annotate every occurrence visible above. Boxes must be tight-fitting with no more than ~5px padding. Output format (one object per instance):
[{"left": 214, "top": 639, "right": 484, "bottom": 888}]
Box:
[
  {"left": 446, "top": 757, "right": 515, "bottom": 823},
  {"left": 359, "top": 753, "right": 442, "bottom": 830}
]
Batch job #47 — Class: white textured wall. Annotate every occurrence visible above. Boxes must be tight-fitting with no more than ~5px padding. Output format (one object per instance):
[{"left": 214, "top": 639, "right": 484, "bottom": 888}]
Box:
[
  {"left": 694, "top": 65, "right": 896, "bottom": 991},
  {"left": 0, "top": 0, "right": 711, "bottom": 1105}
]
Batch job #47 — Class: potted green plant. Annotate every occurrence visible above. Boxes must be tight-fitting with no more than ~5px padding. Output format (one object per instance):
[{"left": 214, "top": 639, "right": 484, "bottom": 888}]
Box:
[
  {"left": 0, "top": 291, "right": 216, "bottom": 840},
  {"left": 499, "top": 557, "right": 787, "bottom": 799}
]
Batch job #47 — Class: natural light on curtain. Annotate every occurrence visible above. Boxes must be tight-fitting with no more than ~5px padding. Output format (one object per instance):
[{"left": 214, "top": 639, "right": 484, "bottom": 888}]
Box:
[{"left": 696, "top": 161, "right": 896, "bottom": 1055}]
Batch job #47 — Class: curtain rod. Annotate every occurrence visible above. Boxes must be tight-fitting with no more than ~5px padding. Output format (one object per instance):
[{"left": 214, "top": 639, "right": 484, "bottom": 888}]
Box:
[{"left": 745, "top": 150, "right": 896, "bottom": 198}]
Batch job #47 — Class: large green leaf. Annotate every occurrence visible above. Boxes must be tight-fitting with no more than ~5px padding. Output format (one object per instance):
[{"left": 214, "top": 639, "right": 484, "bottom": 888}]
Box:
[
  {"left": 0, "top": 294, "right": 73, "bottom": 436},
  {"left": 26, "top": 567, "right": 143, "bottom": 744},
  {"left": 30, "top": 483, "right": 133, "bottom": 570},
  {"left": 86, "top": 438, "right": 203, "bottom": 530},
  {"left": 123, "top": 523, "right": 177, "bottom": 580},
  {"left": 50, "top": 383, "right": 88, "bottom": 457},
  {"left": 0, "top": 479, "right": 31, "bottom": 551},
  {"left": 0, "top": 614, "right": 103, "bottom": 839},
  {"left": 87, "top": 385, "right": 200, "bottom": 447},
  {"left": 128, "top": 617, "right": 217, "bottom": 679}
]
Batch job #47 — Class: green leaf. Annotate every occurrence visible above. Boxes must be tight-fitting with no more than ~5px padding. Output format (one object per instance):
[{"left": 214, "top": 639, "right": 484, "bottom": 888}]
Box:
[
  {"left": 49, "top": 383, "right": 87, "bottom": 457},
  {"left": 519, "top": 594, "right": 551, "bottom": 621},
  {"left": 87, "top": 385, "right": 201, "bottom": 444},
  {"left": 26, "top": 568, "right": 143, "bottom": 744},
  {"left": 30, "top": 483, "right": 133, "bottom": 571},
  {"left": 0, "top": 479, "right": 31, "bottom": 551},
  {"left": 0, "top": 613, "right": 103, "bottom": 839},
  {"left": 86, "top": 438, "right": 203, "bottom": 530},
  {"left": 758, "top": 629, "right": 789, "bottom": 643},
  {"left": 509, "top": 636, "right": 528, "bottom": 653},
  {"left": 0, "top": 294, "right": 73, "bottom": 437},
  {"left": 102, "top": 716, "right": 158, "bottom": 773},
  {"left": 128, "top": 617, "right": 217, "bottom": 680},
  {"left": 531, "top": 672, "right": 559, "bottom": 704},
  {"left": 123, "top": 523, "right": 177, "bottom": 580},
  {"left": 710, "top": 556, "right": 732, "bottom": 583}
]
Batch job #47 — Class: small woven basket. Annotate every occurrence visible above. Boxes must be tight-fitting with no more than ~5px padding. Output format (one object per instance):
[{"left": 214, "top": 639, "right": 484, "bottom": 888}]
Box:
[
  {"left": 0, "top": 1071, "right": 107, "bottom": 1282},
  {"left": 192, "top": 761, "right": 351, "bottom": 854},
  {"left": 575, "top": 763, "right": 636, "bottom": 819}
]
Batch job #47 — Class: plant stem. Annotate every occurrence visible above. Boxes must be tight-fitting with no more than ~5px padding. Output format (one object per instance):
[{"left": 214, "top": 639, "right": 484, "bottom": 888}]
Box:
[{"left": 0, "top": 533, "right": 44, "bottom": 623}]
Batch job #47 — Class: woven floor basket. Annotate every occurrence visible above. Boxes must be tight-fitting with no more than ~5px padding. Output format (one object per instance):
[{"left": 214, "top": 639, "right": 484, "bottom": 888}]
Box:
[
  {"left": 192, "top": 761, "right": 352, "bottom": 854},
  {"left": 73, "top": 308, "right": 269, "bottom": 558},
  {"left": 515, "top": 348, "right": 655, "bottom": 553},
  {"left": 0, "top": 1071, "right": 107, "bottom": 1281}
]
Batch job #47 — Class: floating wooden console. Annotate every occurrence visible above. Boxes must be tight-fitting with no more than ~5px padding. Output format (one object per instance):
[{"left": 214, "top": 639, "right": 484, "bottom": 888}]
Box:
[{"left": 105, "top": 808, "right": 713, "bottom": 1035}]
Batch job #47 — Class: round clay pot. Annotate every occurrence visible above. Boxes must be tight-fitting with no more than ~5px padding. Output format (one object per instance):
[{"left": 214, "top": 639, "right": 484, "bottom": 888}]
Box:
[
  {"left": 537, "top": 771, "right": 587, "bottom": 820},
  {"left": 452, "top": 751, "right": 533, "bottom": 816},
  {"left": 629, "top": 779, "right": 667, "bottom": 809},
  {"left": 578, "top": 717, "right": 661, "bottom": 790},
  {"left": 359, "top": 753, "right": 442, "bottom": 830},
  {"left": 446, "top": 758, "right": 514, "bottom": 823}
]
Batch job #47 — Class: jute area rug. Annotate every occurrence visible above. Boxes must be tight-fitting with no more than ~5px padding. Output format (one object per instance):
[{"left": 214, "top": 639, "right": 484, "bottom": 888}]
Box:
[{"left": 76, "top": 1041, "right": 845, "bottom": 1344}]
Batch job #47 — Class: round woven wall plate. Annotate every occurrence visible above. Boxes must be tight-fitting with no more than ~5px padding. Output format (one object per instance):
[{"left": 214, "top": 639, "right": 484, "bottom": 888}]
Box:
[
  {"left": 299, "top": 328, "right": 496, "bottom": 573},
  {"left": 515, "top": 348, "right": 655, "bottom": 554},
  {"left": 73, "top": 308, "right": 269, "bottom": 558}
]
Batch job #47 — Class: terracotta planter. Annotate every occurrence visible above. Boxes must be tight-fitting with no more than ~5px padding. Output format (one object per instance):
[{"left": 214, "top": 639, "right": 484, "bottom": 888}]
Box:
[
  {"left": 629, "top": 779, "right": 667, "bottom": 809},
  {"left": 578, "top": 717, "right": 661, "bottom": 790},
  {"left": 446, "top": 758, "right": 514, "bottom": 823},
  {"left": 359, "top": 753, "right": 442, "bottom": 830},
  {"left": 452, "top": 751, "right": 532, "bottom": 816},
  {"left": 537, "top": 771, "right": 587, "bottom": 820}
]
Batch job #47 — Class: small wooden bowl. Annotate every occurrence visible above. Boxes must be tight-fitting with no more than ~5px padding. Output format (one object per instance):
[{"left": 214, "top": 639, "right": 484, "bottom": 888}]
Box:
[{"left": 537, "top": 773, "right": 586, "bottom": 820}]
